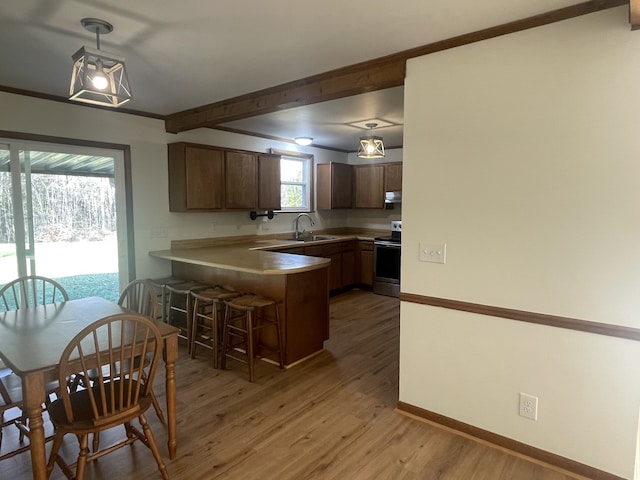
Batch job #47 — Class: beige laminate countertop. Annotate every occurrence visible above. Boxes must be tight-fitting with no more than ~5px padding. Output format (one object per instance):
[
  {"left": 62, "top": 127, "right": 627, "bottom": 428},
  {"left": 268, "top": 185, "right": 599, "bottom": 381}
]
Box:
[
  {"left": 149, "top": 242, "right": 330, "bottom": 275},
  {"left": 149, "top": 232, "right": 381, "bottom": 276}
]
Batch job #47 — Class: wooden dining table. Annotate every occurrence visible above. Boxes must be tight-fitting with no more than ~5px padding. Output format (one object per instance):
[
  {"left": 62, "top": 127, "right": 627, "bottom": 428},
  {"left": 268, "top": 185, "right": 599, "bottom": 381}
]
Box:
[{"left": 0, "top": 296, "right": 180, "bottom": 480}]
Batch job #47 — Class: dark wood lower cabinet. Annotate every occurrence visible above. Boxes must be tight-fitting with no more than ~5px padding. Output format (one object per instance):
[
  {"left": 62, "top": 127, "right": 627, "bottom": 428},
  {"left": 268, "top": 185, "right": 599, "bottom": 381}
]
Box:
[
  {"left": 274, "top": 240, "right": 359, "bottom": 293},
  {"left": 171, "top": 262, "right": 329, "bottom": 366},
  {"left": 341, "top": 244, "right": 356, "bottom": 288},
  {"left": 357, "top": 240, "right": 374, "bottom": 287}
]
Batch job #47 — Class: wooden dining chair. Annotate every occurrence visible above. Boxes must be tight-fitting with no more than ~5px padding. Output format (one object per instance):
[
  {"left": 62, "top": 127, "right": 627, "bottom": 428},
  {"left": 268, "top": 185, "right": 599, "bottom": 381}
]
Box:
[
  {"left": 0, "top": 276, "right": 67, "bottom": 457},
  {"left": 0, "top": 275, "right": 69, "bottom": 312},
  {"left": 0, "top": 369, "right": 28, "bottom": 460},
  {"left": 72, "top": 279, "right": 165, "bottom": 452},
  {"left": 46, "top": 313, "right": 168, "bottom": 480},
  {"left": 118, "top": 279, "right": 158, "bottom": 319},
  {"left": 117, "top": 280, "right": 165, "bottom": 422},
  {"left": 118, "top": 279, "right": 165, "bottom": 424}
]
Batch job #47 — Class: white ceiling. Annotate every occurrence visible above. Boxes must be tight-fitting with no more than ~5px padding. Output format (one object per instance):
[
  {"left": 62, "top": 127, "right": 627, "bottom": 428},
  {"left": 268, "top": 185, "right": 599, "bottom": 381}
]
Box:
[{"left": 0, "top": 0, "right": 586, "bottom": 151}]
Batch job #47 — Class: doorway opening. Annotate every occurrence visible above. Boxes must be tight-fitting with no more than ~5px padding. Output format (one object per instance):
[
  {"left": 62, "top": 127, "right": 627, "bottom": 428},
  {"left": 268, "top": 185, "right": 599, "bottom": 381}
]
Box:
[{"left": 0, "top": 139, "right": 131, "bottom": 301}]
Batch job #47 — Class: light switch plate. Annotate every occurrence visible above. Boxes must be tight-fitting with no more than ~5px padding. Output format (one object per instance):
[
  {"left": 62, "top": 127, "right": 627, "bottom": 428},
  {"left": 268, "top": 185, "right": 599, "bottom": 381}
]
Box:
[{"left": 420, "top": 243, "right": 446, "bottom": 263}]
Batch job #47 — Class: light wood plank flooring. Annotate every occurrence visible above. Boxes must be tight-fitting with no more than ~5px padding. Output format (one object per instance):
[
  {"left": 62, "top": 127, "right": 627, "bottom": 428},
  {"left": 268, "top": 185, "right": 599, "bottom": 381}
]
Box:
[{"left": 0, "top": 289, "right": 581, "bottom": 479}]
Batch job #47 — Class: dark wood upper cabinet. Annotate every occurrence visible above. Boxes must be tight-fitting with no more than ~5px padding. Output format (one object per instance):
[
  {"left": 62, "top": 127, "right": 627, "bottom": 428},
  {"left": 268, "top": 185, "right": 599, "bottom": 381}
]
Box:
[
  {"left": 258, "top": 154, "right": 281, "bottom": 210},
  {"left": 225, "top": 151, "right": 258, "bottom": 209},
  {"left": 353, "top": 164, "right": 385, "bottom": 209},
  {"left": 168, "top": 142, "right": 281, "bottom": 212},
  {"left": 317, "top": 162, "right": 352, "bottom": 210},
  {"left": 168, "top": 143, "right": 224, "bottom": 211},
  {"left": 385, "top": 163, "right": 403, "bottom": 192}
]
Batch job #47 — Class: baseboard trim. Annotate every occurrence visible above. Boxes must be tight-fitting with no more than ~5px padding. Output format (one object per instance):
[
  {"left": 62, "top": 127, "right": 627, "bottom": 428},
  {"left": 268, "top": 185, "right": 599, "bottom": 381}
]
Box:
[{"left": 396, "top": 401, "right": 625, "bottom": 480}]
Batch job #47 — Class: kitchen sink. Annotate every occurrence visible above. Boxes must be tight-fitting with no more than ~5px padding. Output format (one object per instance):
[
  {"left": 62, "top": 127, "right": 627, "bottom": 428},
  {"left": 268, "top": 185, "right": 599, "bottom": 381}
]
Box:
[{"left": 282, "top": 235, "right": 336, "bottom": 242}]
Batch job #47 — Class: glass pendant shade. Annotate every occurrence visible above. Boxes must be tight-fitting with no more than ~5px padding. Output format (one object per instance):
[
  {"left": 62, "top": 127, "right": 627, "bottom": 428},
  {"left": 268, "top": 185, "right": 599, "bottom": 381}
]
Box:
[
  {"left": 69, "top": 19, "right": 132, "bottom": 108},
  {"left": 357, "top": 123, "right": 385, "bottom": 158}
]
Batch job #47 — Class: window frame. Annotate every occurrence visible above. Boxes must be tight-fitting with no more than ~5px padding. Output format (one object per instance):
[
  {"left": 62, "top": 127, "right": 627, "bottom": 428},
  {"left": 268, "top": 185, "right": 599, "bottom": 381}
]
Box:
[{"left": 270, "top": 148, "right": 314, "bottom": 213}]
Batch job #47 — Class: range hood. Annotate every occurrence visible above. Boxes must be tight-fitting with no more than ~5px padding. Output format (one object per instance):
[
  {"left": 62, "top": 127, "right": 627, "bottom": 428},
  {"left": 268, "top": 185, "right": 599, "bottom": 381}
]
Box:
[{"left": 385, "top": 191, "right": 402, "bottom": 204}]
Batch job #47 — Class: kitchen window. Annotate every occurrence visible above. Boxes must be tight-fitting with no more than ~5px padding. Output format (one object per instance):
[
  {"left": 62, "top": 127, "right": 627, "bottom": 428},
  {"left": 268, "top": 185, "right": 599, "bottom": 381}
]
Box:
[{"left": 271, "top": 149, "right": 313, "bottom": 212}]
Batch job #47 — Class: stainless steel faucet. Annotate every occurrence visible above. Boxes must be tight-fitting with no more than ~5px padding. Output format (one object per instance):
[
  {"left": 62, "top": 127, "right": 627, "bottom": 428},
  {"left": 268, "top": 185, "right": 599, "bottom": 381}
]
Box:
[{"left": 294, "top": 213, "right": 315, "bottom": 239}]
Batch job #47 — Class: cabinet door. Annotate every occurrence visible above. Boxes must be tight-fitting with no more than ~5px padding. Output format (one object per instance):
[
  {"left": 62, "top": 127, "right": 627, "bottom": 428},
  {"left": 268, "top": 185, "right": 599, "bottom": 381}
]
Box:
[
  {"left": 353, "top": 164, "right": 385, "bottom": 209},
  {"left": 357, "top": 240, "right": 374, "bottom": 286},
  {"left": 317, "top": 162, "right": 352, "bottom": 209},
  {"left": 331, "top": 163, "right": 353, "bottom": 208},
  {"left": 168, "top": 143, "right": 224, "bottom": 211},
  {"left": 305, "top": 243, "right": 343, "bottom": 291},
  {"left": 225, "top": 151, "right": 258, "bottom": 209},
  {"left": 341, "top": 245, "right": 356, "bottom": 288},
  {"left": 258, "top": 154, "right": 281, "bottom": 210},
  {"left": 385, "top": 163, "right": 403, "bottom": 192}
]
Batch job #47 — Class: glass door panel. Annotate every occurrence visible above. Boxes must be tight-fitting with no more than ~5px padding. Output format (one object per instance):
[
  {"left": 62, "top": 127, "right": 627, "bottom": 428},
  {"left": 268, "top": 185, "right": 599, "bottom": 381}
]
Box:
[
  {"left": 0, "top": 141, "right": 122, "bottom": 302},
  {"left": 0, "top": 146, "right": 19, "bottom": 283}
]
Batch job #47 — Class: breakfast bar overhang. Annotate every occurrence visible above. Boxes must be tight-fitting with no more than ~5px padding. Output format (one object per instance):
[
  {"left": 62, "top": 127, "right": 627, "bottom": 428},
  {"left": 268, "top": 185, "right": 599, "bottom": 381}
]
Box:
[{"left": 150, "top": 243, "right": 331, "bottom": 366}]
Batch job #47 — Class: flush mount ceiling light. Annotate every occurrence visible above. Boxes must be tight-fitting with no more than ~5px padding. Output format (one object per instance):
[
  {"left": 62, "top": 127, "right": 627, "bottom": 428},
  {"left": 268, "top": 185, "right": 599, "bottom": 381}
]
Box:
[
  {"left": 357, "top": 123, "right": 385, "bottom": 159},
  {"left": 294, "top": 137, "right": 314, "bottom": 146},
  {"left": 69, "top": 18, "right": 132, "bottom": 108}
]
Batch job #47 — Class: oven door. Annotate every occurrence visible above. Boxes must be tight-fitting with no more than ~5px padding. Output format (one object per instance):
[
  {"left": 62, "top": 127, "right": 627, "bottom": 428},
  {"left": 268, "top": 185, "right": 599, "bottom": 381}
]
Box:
[{"left": 373, "top": 241, "right": 401, "bottom": 297}]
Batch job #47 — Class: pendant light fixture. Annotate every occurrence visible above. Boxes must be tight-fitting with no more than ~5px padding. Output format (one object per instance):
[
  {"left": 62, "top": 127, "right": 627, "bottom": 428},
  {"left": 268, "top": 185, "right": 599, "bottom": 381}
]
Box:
[
  {"left": 357, "top": 123, "right": 385, "bottom": 159},
  {"left": 69, "top": 18, "right": 132, "bottom": 108}
]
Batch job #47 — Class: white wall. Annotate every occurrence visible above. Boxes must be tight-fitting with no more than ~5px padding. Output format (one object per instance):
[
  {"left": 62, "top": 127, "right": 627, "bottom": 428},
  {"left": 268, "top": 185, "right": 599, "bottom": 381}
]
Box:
[{"left": 400, "top": 6, "right": 640, "bottom": 478}]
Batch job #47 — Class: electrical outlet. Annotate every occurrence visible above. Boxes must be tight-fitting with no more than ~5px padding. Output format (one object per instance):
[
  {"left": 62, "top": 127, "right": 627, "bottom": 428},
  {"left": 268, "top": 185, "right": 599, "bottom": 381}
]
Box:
[{"left": 519, "top": 393, "right": 538, "bottom": 420}]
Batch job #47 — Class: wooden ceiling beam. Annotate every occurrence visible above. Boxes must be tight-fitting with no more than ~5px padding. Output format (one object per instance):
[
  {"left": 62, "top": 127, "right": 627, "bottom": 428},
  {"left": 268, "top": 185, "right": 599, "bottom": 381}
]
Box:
[
  {"left": 165, "top": 0, "right": 627, "bottom": 134},
  {"left": 165, "top": 57, "right": 406, "bottom": 134}
]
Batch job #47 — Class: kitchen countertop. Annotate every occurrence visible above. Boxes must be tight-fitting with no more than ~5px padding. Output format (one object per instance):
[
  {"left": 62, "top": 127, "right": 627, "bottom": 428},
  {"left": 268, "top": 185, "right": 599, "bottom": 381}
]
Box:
[
  {"left": 149, "top": 230, "right": 385, "bottom": 276},
  {"left": 149, "top": 244, "right": 330, "bottom": 275}
]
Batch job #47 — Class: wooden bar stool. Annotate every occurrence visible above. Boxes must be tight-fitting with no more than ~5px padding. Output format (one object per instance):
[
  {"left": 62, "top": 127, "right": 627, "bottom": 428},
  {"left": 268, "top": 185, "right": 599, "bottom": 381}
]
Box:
[
  {"left": 164, "top": 280, "right": 207, "bottom": 353},
  {"left": 191, "top": 286, "right": 241, "bottom": 368},
  {"left": 148, "top": 277, "right": 184, "bottom": 322},
  {"left": 221, "top": 294, "right": 284, "bottom": 382}
]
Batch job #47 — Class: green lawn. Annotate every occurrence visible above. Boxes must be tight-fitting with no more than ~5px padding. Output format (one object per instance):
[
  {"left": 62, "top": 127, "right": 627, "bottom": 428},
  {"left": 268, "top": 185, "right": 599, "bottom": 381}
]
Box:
[
  {"left": 0, "top": 272, "right": 119, "bottom": 307},
  {"left": 54, "top": 272, "right": 119, "bottom": 303}
]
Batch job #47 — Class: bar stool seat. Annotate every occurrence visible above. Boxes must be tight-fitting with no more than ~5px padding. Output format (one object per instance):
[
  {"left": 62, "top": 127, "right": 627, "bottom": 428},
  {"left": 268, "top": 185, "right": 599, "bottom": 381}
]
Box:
[
  {"left": 191, "top": 286, "right": 241, "bottom": 368},
  {"left": 164, "top": 280, "right": 208, "bottom": 353},
  {"left": 221, "top": 294, "right": 284, "bottom": 382}
]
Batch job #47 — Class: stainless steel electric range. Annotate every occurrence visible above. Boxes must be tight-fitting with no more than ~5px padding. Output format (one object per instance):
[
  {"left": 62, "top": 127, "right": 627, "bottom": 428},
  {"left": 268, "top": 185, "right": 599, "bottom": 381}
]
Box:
[{"left": 373, "top": 220, "right": 401, "bottom": 297}]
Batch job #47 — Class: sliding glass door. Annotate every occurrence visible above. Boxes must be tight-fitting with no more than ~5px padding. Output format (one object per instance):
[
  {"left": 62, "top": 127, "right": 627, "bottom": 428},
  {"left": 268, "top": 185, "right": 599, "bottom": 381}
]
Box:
[{"left": 0, "top": 140, "right": 129, "bottom": 301}]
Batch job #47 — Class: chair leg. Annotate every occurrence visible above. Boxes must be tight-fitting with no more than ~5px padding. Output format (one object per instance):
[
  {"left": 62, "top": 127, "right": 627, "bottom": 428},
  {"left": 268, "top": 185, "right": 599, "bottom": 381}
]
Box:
[
  {"left": 274, "top": 304, "right": 284, "bottom": 369},
  {"left": 221, "top": 304, "right": 230, "bottom": 370},
  {"left": 247, "top": 311, "right": 255, "bottom": 383},
  {"left": 18, "top": 413, "right": 27, "bottom": 443},
  {"left": 139, "top": 414, "right": 169, "bottom": 480},
  {"left": 46, "top": 432, "right": 65, "bottom": 477},
  {"left": 213, "top": 303, "right": 224, "bottom": 369},
  {"left": 190, "top": 297, "right": 199, "bottom": 359},
  {"left": 92, "top": 432, "right": 100, "bottom": 452},
  {"left": 140, "top": 369, "right": 165, "bottom": 424},
  {"left": 76, "top": 434, "right": 89, "bottom": 480},
  {"left": 149, "top": 389, "right": 166, "bottom": 424}
]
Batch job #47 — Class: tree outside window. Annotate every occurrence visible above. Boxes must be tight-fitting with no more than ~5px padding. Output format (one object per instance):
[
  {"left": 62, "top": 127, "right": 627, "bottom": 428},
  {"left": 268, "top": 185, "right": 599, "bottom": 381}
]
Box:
[{"left": 279, "top": 155, "right": 311, "bottom": 212}]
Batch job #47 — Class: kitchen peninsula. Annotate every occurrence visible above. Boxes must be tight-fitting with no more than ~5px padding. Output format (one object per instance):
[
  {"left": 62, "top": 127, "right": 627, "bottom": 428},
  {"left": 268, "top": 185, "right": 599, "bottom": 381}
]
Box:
[{"left": 149, "top": 237, "right": 331, "bottom": 366}]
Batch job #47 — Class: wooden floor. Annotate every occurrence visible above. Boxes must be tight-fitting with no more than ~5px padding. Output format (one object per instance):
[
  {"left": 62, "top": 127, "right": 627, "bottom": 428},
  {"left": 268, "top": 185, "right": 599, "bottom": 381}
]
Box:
[{"left": 0, "top": 289, "right": 581, "bottom": 480}]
